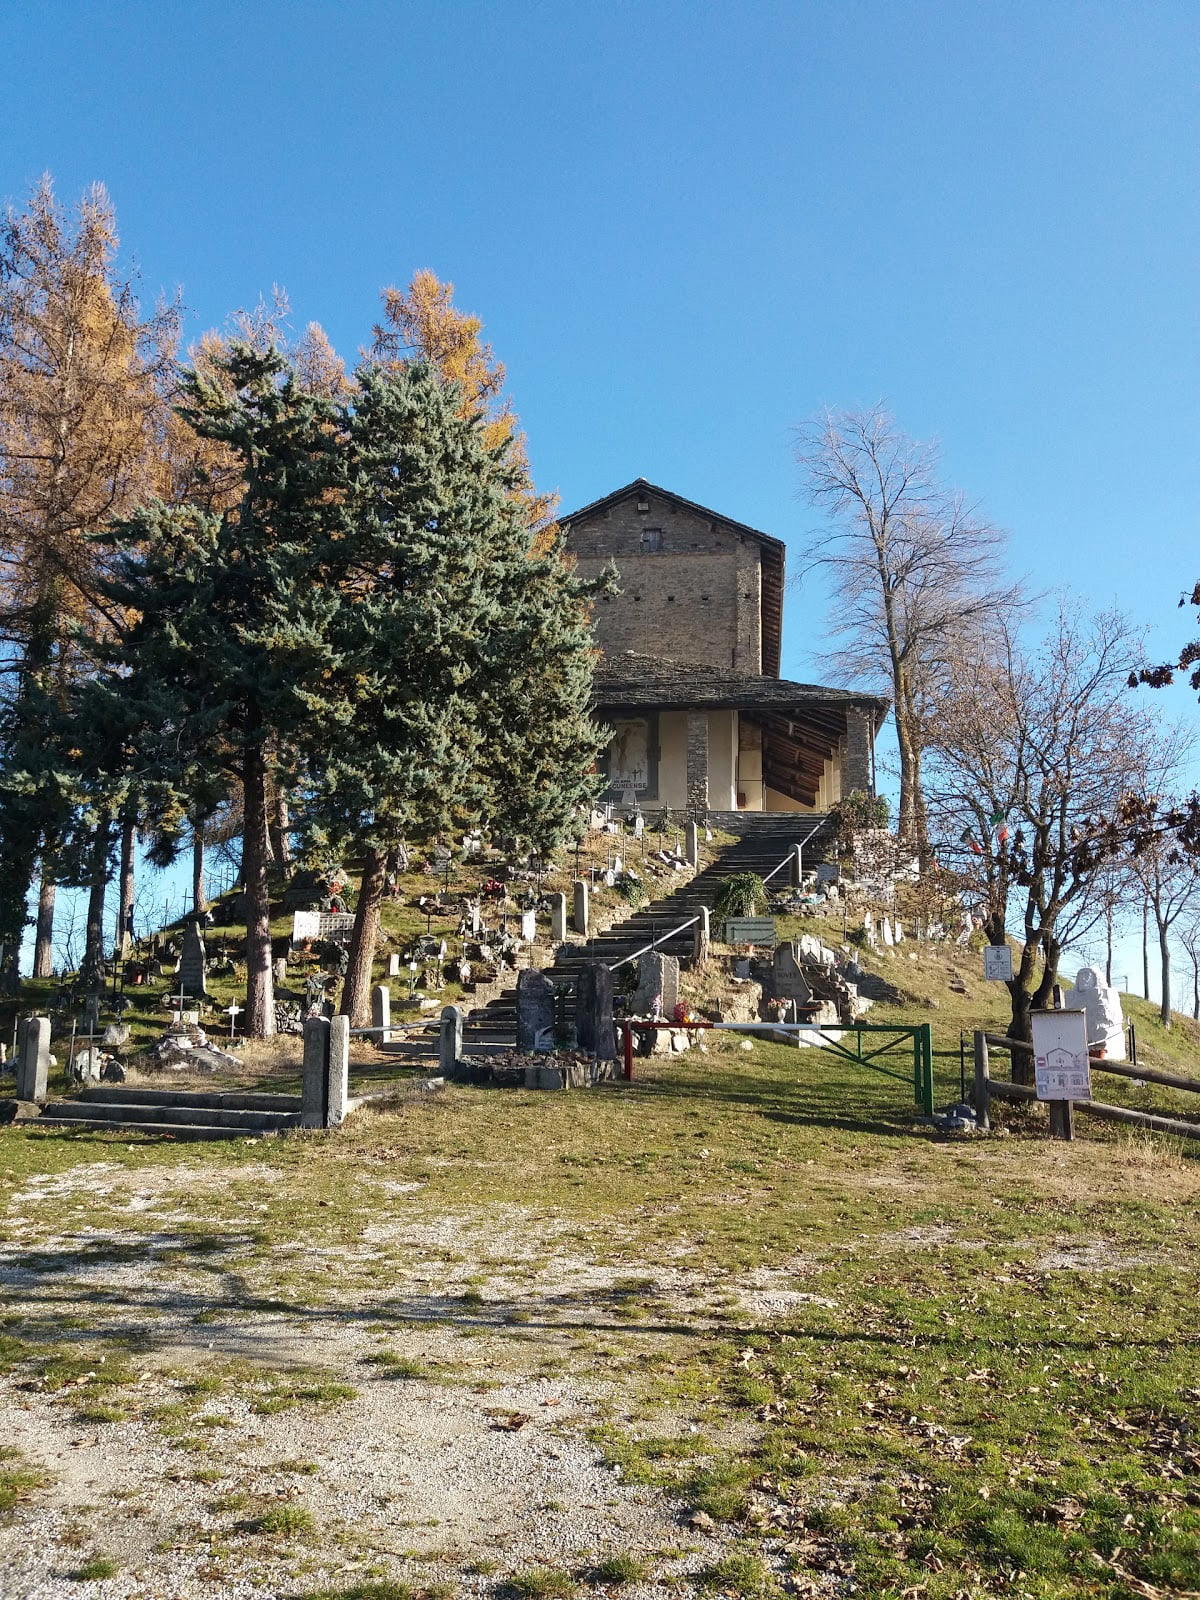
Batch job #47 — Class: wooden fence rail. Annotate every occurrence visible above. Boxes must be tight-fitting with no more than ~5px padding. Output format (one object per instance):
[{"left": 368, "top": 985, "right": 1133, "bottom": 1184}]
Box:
[{"left": 973, "top": 1029, "right": 1200, "bottom": 1143}]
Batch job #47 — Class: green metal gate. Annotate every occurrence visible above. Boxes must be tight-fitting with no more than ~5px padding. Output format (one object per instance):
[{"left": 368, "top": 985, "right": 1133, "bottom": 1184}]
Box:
[{"left": 790, "top": 1021, "right": 935, "bottom": 1115}]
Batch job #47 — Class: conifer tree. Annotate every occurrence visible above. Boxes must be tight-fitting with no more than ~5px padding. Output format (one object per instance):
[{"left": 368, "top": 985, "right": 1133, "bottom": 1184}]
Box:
[
  {"left": 296, "top": 360, "right": 604, "bottom": 1023},
  {"left": 94, "top": 345, "right": 345, "bottom": 1034},
  {"left": 0, "top": 177, "right": 177, "bottom": 975}
]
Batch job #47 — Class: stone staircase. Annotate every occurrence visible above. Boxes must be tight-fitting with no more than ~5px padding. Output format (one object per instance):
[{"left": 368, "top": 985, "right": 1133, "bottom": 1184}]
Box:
[
  {"left": 380, "top": 816, "right": 832, "bottom": 1067},
  {"left": 31, "top": 1085, "right": 303, "bottom": 1140}
]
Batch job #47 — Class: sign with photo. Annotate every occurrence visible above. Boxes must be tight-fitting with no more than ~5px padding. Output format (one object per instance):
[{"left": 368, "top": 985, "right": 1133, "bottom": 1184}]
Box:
[{"left": 1031, "top": 1009, "right": 1092, "bottom": 1101}]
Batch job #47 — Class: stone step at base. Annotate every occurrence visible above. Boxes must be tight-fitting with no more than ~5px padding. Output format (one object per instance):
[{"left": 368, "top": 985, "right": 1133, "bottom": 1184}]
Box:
[
  {"left": 74, "top": 1086, "right": 302, "bottom": 1114},
  {"left": 40, "top": 1099, "right": 301, "bottom": 1132},
  {"left": 32, "top": 1113, "right": 264, "bottom": 1140}
]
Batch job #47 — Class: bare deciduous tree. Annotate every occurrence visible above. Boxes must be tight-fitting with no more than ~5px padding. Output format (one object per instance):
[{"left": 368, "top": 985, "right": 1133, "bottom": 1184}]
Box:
[
  {"left": 796, "top": 405, "right": 1021, "bottom": 858},
  {"left": 925, "top": 603, "right": 1152, "bottom": 1049},
  {"left": 1130, "top": 821, "right": 1200, "bottom": 1028}
]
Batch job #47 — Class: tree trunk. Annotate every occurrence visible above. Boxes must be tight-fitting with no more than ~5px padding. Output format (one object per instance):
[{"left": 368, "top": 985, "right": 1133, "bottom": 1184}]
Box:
[
  {"left": 33, "top": 868, "right": 56, "bottom": 978},
  {"left": 192, "top": 831, "right": 207, "bottom": 914},
  {"left": 1105, "top": 904, "right": 1113, "bottom": 988},
  {"left": 242, "top": 744, "right": 276, "bottom": 1037},
  {"left": 82, "top": 823, "right": 111, "bottom": 983},
  {"left": 892, "top": 688, "right": 929, "bottom": 861},
  {"left": 341, "top": 847, "right": 388, "bottom": 1026},
  {"left": 269, "top": 788, "right": 292, "bottom": 871},
  {"left": 1142, "top": 900, "right": 1151, "bottom": 999},
  {"left": 1159, "top": 918, "right": 1172, "bottom": 1028},
  {"left": 117, "top": 816, "right": 136, "bottom": 959},
  {"left": 1192, "top": 950, "right": 1199, "bottom": 1021}
]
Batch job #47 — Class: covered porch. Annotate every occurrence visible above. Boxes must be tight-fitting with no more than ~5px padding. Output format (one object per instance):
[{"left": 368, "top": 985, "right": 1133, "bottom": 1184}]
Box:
[{"left": 593, "top": 654, "right": 888, "bottom": 816}]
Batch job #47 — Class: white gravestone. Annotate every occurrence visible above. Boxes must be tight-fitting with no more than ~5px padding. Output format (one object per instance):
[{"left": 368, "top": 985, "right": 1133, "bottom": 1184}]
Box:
[{"left": 1064, "top": 965, "right": 1125, "bottom": 1060}]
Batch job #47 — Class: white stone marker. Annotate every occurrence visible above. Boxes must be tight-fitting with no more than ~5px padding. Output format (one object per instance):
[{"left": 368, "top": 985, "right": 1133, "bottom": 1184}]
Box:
[
  {"left": 550, "top": 892, "right": 568, "bottom": 942},
  {"left": 371, "top": 983, "right": 392, "bottom": 1045}
]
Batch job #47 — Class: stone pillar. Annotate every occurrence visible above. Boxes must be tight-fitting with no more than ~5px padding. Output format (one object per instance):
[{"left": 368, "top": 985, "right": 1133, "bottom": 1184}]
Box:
[
  {"left": 841, "top": 708, "right": 873, "bottom": 797},
  {"left": 301, "top": 1016, "right": 329, "bottom": 1128},
  {"left": 686, "top": 711, "right": 709, "bottom": 817},
  {"left": 371, "top": 983, "right": 391, "bottom": 1045},
  {"left": 685, "top": 820, "right": 700, "bottom": 869},
  {"left": 549, "top": 892, "right": 568, "bottom": 942},
  {"left": 572, "top": 879, "right": 589, "bottom": 935},
  {"left": 387, "top": 952, "right": 402, "bottom": 977},
  {"left": 327, "top": 1015, "right": 350, "bottom": 1127},
  {"left": 693, "top": 905, "right": 710, "bottom": 964},
  {"left": 439, "top": 1004, "right": 463, "bottom": 1077},
  {"left": 575, "top": 961, "right": 616, "bottom": 1060},
  {"left": 15, "top": 1016, "right": 50, "bottom": 1103},
  {"left": 516, "top": 968, "right": 556, "bottom": 1049}
]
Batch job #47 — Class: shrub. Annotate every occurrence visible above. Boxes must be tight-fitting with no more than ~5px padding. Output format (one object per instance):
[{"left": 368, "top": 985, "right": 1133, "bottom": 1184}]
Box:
[{"left": 713, "top": 873, "right": 769, "bottom": 922}]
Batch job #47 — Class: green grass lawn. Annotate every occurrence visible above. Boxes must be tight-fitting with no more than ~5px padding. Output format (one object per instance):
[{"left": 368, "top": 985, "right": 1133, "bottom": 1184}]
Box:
[{"left": 2, "top": 1026, "right": 1199, "bottom": 1597}]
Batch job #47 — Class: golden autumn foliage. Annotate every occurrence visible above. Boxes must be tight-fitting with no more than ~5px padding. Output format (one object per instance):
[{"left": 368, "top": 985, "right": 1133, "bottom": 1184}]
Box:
[
  {"left": 373, "top": 269, "right": 558, "bottom": 548},
  {"left": 0, "top": 177, "right": 178, "bottom": 658}
]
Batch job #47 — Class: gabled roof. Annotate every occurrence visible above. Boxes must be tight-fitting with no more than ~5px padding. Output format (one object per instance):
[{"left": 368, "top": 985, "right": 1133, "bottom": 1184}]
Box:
[
  {"left": 559, "top": 478, "right": 785, "bottom": 676},
  {"left": 592, "top": 650, "right": 889, "bottom": 719}
]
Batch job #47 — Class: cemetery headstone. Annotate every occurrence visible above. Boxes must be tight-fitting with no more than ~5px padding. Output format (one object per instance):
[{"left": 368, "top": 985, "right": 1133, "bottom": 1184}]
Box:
[
  {"left": 549, "top": 891, "right": 568, "bottom": 942},
  {"left": 685, "top": 821, "right": 700, "bottom": 868},
  {"left": 387, "top": 951, "right": 402, "bottom": 978},
  {"left": 371, "top": 984, "right": 392, "bottom": 1045},
  {"left": 439, "top": 1005, "right": 463, "bottom": 1076},
  {"left": 575, "top": 961, "right": 616, "bottom": 1060},
  {"left": 516, "top": 968, "right": 556, "bottom": 1050},
  {"left": 520, "top": 908, "right": 537, "bottom": 943},
  {"left": 572, "top": 879, "right": 590, "bottom": 935},
  {"left": 178, "top": 920, "right": 208, "bottom": 996},
  {"left": 15, "top": 1016, "right": 50, "bottom": 1102},
  {"left": 631, "top": 951, "right": 679, "bottom": 1018},
  {"left": 772, "top": 943, "right": 814, "bottom": 1006}
]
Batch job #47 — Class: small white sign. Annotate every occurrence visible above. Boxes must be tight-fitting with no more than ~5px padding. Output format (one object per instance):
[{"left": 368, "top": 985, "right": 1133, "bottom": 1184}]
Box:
[
  {"left": 984, "top": 945, "right": 1013, "bottom": 982},
  {"left": 1032, "top": 1009, "right": 1092, "bottom": 1101}
]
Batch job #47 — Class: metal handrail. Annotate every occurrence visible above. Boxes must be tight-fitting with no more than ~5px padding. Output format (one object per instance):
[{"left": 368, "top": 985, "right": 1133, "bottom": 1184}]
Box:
[
  {"left": 608, "top": 913, "right": 700, "bottom": 973},
  {"left": 761, "top": 821, "right": 827, "bottom": 885}
]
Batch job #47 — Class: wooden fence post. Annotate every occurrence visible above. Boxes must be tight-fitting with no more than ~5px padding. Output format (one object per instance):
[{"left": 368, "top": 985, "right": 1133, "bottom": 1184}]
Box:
[{"left": 972, "top": 1030, "right": 991, "bottom": 1131}]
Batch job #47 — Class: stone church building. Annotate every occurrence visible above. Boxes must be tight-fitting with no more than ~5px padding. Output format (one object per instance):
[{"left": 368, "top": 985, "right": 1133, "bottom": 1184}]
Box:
[{"left": 559, "top": 479, "right": 887, "bottom": 817}]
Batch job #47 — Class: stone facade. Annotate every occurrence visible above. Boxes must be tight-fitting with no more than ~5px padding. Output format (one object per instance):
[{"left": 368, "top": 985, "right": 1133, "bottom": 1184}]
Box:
[{"left": 563, "top": 486, "right": 764, "bottom": 672}]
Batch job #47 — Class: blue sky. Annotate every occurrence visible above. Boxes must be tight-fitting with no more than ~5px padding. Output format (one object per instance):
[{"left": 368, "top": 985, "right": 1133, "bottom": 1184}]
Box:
[{"left": 4, "top": 1, "right": 1198, "bottom": 983}]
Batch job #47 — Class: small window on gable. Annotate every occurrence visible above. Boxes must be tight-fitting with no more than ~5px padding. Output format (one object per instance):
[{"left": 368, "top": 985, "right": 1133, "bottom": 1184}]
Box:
[{"left": 640, "top": 527, "right": 663, "bottom": 553}]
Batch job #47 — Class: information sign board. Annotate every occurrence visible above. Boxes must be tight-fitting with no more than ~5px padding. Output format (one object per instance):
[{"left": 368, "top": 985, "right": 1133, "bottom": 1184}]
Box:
[
  {"left": 724, "top": 917, "right": 777, "bottom": 946},
  {"left": 984, "top": 944, "right": 1013, "bottom": 981},
  {"left": 1031, "top": 1009, "right": 1092, "bottom": 1101}
]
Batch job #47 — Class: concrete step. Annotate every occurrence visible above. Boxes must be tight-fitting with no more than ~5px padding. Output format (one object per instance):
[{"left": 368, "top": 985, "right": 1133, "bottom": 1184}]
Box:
[
  {"left": 40, "top": 1099, "right": 301, "bottom": 1132},
  {"left": 75, "top": 1086, "right": 302, "bottom": 1113},
  {"left": 33, "top": 1113, "right": 261, "bottom": 1140}
]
